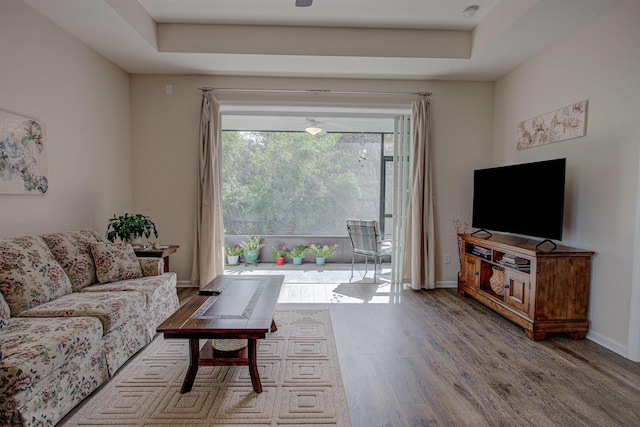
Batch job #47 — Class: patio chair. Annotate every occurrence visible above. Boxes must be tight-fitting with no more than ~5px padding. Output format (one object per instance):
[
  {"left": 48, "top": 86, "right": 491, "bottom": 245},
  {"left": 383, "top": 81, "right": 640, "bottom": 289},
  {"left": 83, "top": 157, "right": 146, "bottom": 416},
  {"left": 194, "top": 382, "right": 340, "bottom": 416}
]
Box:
[{"left": 346, "top": 219, "right": 392, "bottom": 283}]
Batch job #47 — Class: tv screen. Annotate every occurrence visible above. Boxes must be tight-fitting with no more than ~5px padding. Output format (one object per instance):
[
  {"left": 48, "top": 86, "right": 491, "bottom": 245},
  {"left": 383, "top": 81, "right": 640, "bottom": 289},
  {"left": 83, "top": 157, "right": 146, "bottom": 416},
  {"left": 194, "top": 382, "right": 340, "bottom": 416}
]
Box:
[{"left": 472, "top": 158, "right": 566, "bottom": 240}]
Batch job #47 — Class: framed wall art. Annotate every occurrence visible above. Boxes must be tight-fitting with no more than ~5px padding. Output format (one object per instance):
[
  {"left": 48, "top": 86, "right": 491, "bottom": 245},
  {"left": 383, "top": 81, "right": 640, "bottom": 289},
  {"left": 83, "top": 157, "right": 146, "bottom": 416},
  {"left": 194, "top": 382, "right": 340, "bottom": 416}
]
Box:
[
  {"left": 0, "top": 110, "right": 48, "bottom": 194},
  {"left": 517, "top": 100, "right": 588, "bottom": 150}
]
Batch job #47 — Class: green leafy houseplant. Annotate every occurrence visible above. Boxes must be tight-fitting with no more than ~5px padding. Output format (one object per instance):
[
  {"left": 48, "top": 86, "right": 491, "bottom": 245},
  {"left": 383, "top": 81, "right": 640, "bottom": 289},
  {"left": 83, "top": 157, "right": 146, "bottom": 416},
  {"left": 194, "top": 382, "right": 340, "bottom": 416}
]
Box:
[
  {"left": 308, "top": 244, "right": 338, "bottom": 258},
  {"left": 239, "top": 236, "right": 264, "bottom": 263},
  {"left": 287, "top": 245, "right": 307, "bottom": 258},
  {"left": 239, "top": 236, "right": 265, "bottom": 251},
  {"left": 225, "top": 244, "right": 243, "bottom": 256},
  {"left": 270, "top": 244, "right": 288, "bottom": 258},
  {"left": 106, "top": 213, "right": 158, "bottom": 243}
]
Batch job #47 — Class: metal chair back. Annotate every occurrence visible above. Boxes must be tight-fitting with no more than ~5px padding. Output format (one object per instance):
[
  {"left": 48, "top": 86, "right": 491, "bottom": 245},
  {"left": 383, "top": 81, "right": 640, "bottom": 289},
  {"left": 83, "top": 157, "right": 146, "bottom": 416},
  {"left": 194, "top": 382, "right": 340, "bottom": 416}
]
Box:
[
  {"left": 346, "top": 219, "right": 391, "bottom": 282},
  {"left": 346, "top": 219, "right": 382, "bottom": 255}
]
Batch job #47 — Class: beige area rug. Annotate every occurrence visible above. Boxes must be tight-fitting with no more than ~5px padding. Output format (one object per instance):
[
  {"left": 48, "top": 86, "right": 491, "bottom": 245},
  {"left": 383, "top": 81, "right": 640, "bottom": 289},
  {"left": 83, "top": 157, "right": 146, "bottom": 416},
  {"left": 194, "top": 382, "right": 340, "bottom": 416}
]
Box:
[{"left": 62, "top": 309, "right": 351, "bottom": 426}]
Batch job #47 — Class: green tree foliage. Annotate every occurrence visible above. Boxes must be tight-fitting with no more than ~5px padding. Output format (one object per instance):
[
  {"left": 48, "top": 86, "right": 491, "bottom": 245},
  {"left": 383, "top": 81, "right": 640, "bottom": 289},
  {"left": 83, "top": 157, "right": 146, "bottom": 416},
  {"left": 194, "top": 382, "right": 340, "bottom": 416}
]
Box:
[{"left": 222, "top": 131, "right": 378, "bottom": 235}]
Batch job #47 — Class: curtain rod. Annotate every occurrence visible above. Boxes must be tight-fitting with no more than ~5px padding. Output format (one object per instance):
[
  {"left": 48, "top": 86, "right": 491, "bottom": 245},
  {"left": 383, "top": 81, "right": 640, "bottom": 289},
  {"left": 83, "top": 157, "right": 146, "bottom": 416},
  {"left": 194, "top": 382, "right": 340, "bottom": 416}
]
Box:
[{"left": 198, "top": 87, "right": 431, "bottom": 97}]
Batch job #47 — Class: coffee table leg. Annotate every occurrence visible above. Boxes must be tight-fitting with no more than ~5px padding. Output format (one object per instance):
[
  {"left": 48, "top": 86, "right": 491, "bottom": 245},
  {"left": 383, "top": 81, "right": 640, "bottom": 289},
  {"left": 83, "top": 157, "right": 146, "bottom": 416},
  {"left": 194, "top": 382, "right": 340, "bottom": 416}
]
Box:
[
  {"left": 181, "top": 338, "right": 200, "bottom": 394},
  {"left": 247, "top": 338, "right": 262, "bottom": 393}
]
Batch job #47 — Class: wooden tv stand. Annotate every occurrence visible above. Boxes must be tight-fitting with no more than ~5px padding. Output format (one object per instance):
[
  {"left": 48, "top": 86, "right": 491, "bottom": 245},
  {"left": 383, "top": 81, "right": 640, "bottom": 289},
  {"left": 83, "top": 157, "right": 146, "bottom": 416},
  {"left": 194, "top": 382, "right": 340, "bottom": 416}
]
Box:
[{"left": 457, "top": 233, "right": 594, "bottom": 341}]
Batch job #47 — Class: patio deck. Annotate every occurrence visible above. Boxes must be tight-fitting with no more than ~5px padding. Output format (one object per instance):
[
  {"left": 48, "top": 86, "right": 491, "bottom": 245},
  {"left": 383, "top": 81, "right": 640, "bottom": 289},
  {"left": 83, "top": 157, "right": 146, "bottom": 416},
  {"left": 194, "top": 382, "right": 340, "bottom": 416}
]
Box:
[{"left": 223, "top": 261, "right": 397, "bottom": 304}]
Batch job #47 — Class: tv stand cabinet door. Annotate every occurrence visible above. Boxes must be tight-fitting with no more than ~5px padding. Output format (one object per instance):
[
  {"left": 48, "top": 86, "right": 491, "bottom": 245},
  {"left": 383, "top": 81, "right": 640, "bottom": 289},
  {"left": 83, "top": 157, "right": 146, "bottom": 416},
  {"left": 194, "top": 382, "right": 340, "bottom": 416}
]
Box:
[
  {"left": 462, "top": 255, "right": 480, "bottom": 288},
  {"left": 504, "top": 270, "right": 530, "bottom": 314}
]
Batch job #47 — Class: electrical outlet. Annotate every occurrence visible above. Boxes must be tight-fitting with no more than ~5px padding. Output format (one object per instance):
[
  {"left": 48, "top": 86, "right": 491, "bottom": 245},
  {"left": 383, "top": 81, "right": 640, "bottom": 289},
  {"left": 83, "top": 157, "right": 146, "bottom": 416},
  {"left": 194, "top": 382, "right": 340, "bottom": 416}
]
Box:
[{"left": 444, "top": 254, "right": 451, "bottom": 264}]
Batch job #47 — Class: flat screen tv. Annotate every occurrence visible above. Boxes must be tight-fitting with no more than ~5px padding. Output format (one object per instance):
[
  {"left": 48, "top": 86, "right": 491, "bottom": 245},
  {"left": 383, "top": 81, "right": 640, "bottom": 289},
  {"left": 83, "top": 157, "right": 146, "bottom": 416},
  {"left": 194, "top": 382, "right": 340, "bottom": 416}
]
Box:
[{"left": 472, "top": 158, "right": 566, "bottom": 241}]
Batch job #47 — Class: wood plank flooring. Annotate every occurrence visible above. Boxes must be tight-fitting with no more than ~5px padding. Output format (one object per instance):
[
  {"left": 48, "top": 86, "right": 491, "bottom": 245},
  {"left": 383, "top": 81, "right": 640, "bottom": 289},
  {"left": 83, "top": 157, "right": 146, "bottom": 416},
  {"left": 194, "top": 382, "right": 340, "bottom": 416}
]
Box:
[{"left": 179, "top": 270, "right": 640, "bottom": 426}]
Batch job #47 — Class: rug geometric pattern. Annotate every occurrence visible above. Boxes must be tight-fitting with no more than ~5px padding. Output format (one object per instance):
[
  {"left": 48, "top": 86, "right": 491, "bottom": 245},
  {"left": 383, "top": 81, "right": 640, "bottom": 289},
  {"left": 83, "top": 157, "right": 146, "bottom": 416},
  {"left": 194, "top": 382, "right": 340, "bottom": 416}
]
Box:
[{"left": 61, "top": 309, "right": 351, "bottom": 426}]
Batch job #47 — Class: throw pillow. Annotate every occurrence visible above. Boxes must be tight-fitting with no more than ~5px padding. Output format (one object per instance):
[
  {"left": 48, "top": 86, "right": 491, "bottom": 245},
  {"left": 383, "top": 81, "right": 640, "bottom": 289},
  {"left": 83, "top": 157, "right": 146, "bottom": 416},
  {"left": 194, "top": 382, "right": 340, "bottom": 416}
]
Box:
[
  {"left": 90, "top": 242, "right": 143, "bottom": 284},
  {"left": 0, "top": 236, "right": 73, "bottom": 315},
  {"left": 40, "top": 229, "right": 100, "bottom": 291},
  {"left": 0, "top": 292, "right": 10, "bottom": 330},
  {"left": 89, "top": 229, "right": 108, "bottom": 243}
]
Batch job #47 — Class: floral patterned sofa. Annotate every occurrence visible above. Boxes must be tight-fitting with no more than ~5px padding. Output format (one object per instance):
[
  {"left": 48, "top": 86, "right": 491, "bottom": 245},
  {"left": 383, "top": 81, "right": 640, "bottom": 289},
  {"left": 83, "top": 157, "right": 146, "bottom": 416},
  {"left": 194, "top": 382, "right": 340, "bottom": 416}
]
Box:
[{"left": 0, "top": 229, "right": 180, "bottom": 427}]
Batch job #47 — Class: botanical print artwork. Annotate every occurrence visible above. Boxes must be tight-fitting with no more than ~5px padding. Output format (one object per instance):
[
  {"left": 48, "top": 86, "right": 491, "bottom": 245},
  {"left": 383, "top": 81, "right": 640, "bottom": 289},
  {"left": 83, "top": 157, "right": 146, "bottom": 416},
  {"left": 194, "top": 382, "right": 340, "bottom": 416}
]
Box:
[
  {"left": 517, "top": 100, "right": 588, "bottom": 150},
  {"left": 0, "top": 110, "right": 48, "bottom": 194}
]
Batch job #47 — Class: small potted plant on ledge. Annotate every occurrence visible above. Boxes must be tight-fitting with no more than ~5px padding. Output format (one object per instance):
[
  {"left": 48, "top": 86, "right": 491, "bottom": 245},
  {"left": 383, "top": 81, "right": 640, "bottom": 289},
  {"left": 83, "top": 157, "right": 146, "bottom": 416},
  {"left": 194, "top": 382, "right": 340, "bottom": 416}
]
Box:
[
  {"left": 308, "top": 244, "right": 338, "bottom": 266},
  {"left": 271, "top": 244, "right": 288, "bottom": 266},
  {"left": 239, "top": 236, "right": 265, "bottom": 264},
  {"left": 287, "top": 244, "right": 308, "bottom": 266},
  {"left": 225, "top": 244, "right": 243, "bottom": 266},
  {"left": 106, "top": 213, "right": 158, "bottom": 245}
]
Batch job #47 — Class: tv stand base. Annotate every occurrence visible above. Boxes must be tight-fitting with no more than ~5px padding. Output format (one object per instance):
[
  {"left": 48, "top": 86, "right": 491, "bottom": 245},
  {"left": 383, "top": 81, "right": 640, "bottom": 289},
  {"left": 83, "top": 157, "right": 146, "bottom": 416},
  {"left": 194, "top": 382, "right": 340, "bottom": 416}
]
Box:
[{"left": 457, "top": 232, "right": 593, "bottom": 341}]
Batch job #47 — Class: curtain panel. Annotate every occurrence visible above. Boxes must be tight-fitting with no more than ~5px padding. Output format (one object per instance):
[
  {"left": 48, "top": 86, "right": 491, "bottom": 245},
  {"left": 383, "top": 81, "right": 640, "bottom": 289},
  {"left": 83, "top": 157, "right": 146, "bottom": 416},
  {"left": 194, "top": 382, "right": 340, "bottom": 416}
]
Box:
[
  {"left": 191, "top": 91, "right": 225, "bottom": 288},
  {"left": 402, "top": 98, "right": 435, "bottom": 290}
]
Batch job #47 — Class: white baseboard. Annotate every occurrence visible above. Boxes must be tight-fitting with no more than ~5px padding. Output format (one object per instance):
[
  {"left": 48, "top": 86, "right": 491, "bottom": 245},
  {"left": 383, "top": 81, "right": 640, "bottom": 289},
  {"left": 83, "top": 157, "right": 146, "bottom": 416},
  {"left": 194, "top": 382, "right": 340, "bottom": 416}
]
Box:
[
  {"left": 436, "top": 280, "right": 458, "bottom": 289},
  {"left": 586, "top": 330, "right": 628, "bottom": 358}
]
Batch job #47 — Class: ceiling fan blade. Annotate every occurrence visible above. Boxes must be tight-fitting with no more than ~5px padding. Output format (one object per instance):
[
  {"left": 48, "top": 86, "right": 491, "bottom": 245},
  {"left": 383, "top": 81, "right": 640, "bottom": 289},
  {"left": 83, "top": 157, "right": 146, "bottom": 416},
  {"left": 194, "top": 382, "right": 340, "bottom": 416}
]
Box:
[{"left": 295, "top": 0, "right": 313, "bottom": 7}]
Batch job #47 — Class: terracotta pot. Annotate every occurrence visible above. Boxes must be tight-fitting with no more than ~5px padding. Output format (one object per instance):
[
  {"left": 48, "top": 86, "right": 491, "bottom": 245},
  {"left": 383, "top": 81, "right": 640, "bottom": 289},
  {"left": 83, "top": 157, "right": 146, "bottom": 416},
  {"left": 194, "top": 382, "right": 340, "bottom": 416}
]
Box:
[{"left": 276, "top": 256, "right": 285, "bottom": 266}]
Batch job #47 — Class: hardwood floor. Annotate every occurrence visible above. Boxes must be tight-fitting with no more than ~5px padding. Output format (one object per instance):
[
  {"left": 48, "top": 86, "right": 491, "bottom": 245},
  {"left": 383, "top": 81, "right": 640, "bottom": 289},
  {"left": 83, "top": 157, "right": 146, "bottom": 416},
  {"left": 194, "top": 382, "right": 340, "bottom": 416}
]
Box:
[{"left": 179, "top": 268, "right": 640, "bottom": 426}]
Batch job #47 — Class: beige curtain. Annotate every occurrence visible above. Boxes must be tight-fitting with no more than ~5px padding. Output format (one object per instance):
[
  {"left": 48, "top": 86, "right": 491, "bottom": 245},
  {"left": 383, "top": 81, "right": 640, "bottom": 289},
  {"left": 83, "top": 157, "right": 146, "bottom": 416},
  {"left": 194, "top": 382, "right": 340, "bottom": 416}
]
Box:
[
  {"left": 191, "top": 91, "right": 225, "bottom": 288},
  {"left": 402, "top": 97, "right": 435, "bottom": 290}
]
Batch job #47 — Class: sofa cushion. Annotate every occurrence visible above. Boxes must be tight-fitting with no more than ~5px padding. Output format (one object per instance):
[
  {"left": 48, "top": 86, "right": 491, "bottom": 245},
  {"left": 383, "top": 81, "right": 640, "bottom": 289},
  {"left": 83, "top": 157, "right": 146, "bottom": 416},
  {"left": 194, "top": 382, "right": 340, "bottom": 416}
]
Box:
[
  {"left": 40, "top": 229, "right": 100, "bottom": 291},
  {"left": 90, "top": 242, "right": 143, "bottom": 284},
  {"left": 0, "top": 292, "right": 9, "bottom": 330},
  {"left": 17, "top": 291, "right": 145, "bottom": 334},
  {"left": 138, "top": 257, "right": 164, "bottom": 276},
  {"left": 81, "top": 272, "right": 176, "bottom": 308},
  {"left": 0, "top": 316, "right": 103, "bottom": 396},
  {"left": 0, "top": 236, "right": 73, "bottom": 315}
]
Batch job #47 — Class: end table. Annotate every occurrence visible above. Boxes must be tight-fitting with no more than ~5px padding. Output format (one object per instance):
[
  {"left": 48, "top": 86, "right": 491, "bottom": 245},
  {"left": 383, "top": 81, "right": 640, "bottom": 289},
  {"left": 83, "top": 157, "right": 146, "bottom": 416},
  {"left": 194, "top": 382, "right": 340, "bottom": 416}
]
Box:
[{"left": 134, "top": 245, "right": 179, "bottom": 271}]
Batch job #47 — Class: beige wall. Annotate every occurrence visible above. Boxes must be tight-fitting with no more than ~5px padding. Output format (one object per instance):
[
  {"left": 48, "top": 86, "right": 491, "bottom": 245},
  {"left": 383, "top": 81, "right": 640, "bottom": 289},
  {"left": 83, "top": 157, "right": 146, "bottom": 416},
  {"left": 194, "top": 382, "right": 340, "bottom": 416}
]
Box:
[
  {"left": 4, "top": 0, "right": 639, "bottom": 362},
  {"left": 0, "top": 0, "right": 133, "bottom": 238},
  {"left": 130, "top": 75, "right": 494, "bottom": 284},
  {"left": 493, "top": 0, "right": 640, "bottom": 356}
]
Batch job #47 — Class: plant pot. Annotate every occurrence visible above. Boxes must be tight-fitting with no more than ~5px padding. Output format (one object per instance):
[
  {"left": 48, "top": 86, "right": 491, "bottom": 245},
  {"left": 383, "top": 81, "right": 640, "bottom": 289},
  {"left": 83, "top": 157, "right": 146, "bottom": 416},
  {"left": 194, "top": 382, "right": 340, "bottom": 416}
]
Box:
[
  {"left": 276, "top": 256, "right": 285, "bottom": 266},
  {"left": 243, "top": 249, "right": 260, "bottom": 263},
  {"left": 129, "top": 236, "right": 143, "bottom": 246},
  {"left": 227, "top": 255, "right": 240, "bottom": 266},
  {"left": 292, "top": 257, "right": 303, "bottom": 265},
  {"left": 315, "top": 257, "right": 326, "bottom": 266}
]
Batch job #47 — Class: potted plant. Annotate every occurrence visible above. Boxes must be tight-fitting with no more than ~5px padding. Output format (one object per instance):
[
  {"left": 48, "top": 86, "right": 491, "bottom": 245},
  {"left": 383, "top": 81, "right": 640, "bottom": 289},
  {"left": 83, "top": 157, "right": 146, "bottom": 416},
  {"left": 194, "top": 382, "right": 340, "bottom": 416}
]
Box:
[
  {"left": 225, "top": 244, "right": 243, "bottom": 266},
  {"left": 308, "top": 244, "right": 338, "bottom": 266},
  {"left": 270, "top": 244, "right": 288, "bottom": 266},
  {"left": 239, "top": 236, "right": 265, "bottom": 263},
  {"left": 287, "top": 244, "right": 308, "bottom": 266},
  {"left": 106, "top": 213, "right": 158, "bottom": 244}
]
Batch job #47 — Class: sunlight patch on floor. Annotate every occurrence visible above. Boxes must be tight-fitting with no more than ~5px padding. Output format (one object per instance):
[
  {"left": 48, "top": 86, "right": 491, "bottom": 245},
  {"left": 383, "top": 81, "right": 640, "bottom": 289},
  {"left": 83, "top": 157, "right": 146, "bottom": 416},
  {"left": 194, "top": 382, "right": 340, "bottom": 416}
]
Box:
[{"left": 224, "top": 263, "right": 399, "bottom": 304}]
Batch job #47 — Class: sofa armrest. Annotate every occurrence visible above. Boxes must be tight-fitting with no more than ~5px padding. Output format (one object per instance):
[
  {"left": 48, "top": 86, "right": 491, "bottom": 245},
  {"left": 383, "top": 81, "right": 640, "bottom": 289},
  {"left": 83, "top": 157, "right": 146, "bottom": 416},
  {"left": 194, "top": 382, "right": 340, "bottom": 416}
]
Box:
[{"left": 138, "top": 257, "right": 165, "bottom": 276}]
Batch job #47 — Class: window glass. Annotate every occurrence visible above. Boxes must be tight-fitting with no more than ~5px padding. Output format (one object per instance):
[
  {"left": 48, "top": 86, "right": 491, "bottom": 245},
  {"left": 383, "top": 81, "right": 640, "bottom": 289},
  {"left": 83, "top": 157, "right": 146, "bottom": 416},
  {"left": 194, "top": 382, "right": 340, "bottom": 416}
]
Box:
[
  {"left": 222, "top": 131, "right": 389, "bottom": 236},
  {"left": 383, "top": 134, "right": 394, "bottom": 156}
]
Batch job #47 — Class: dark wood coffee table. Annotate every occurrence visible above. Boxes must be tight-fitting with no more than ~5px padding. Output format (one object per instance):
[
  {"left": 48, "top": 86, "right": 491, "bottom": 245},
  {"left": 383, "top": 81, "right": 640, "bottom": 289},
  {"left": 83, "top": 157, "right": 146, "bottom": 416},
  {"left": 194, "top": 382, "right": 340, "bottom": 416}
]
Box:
[{"left": 156, "top": 275, "right": 283, "bottom": 393}]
